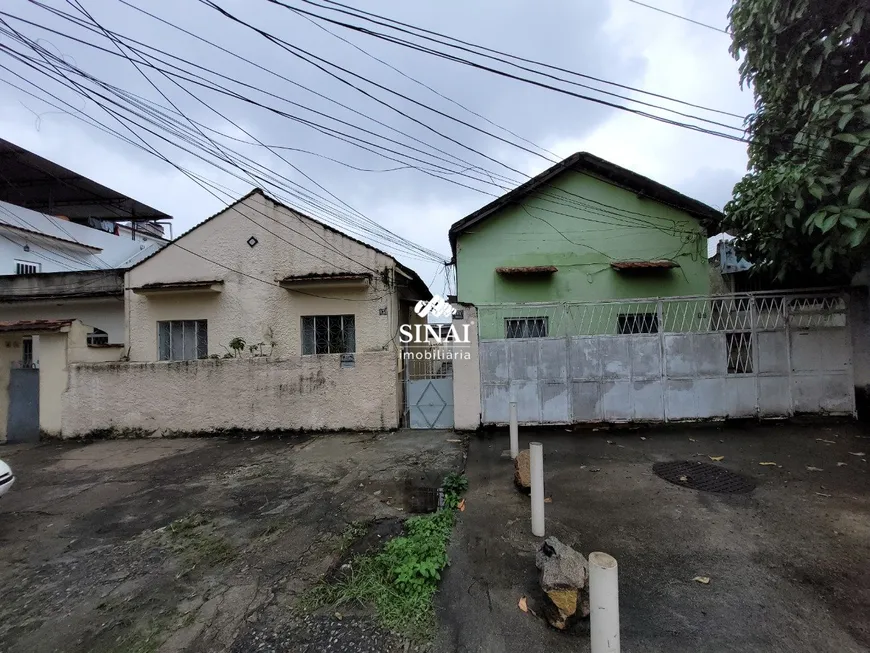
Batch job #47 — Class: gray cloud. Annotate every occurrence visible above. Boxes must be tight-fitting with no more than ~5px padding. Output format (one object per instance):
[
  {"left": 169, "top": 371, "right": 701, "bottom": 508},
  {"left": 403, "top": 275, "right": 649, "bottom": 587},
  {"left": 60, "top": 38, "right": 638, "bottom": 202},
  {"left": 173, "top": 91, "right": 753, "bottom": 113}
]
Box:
[{"left": 0, "top": 0, "right": 750, "bottom": 289}]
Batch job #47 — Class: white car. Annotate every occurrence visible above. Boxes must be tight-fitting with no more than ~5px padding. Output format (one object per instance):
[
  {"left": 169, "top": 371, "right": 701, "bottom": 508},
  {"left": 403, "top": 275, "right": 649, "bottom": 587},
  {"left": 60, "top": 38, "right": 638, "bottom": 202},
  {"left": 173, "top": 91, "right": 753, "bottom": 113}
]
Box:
[{"left": 0, "top": 460, "right": 14, "bottom": 498}]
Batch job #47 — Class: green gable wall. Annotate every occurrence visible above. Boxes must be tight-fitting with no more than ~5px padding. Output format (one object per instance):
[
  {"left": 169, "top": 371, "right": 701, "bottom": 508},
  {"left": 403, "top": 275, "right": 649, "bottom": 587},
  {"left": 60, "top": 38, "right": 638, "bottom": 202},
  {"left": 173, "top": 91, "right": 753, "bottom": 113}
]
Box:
[{"left": 455, "top": 169, "right": 710, "bottom": 339}]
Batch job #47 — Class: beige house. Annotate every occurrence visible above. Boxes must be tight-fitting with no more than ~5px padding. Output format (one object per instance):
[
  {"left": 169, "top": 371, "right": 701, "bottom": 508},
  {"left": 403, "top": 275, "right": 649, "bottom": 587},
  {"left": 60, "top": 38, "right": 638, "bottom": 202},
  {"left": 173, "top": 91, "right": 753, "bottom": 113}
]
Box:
[
  {"left": 124, "top": 189, "right": 428, "bottom": 361},
  {"left": 56, "top": 189, "right": 432, "bottom": 437}
]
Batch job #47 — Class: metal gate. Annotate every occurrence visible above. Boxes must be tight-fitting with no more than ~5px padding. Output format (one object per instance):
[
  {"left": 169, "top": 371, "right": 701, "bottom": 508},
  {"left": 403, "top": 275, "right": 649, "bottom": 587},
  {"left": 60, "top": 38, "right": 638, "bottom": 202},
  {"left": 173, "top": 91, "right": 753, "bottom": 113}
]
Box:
[
  {"left": 7, "top": 366, "right": 40, "bottom": 442},
  {"left": 478, "top": 292, "right": 854, "bottom": 424},
  {"left": 404, "top": 343, "right": 454, "bottom": 429}
]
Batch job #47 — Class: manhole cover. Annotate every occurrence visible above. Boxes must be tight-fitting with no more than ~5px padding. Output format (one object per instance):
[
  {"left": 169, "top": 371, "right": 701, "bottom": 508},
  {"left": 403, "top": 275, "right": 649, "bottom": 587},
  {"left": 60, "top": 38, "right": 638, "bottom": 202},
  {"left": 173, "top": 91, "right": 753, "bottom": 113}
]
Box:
[{"left": 652, "top": 460, "right": 756, "bottom": 494}]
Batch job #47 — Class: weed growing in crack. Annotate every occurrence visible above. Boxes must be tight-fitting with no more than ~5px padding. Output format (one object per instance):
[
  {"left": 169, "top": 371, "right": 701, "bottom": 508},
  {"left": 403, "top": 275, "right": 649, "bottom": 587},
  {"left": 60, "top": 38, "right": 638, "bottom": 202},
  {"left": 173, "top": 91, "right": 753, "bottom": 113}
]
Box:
[
  {"left": 165, "top": 514, "right": 235, "bottom": 573},
  {"left": 302, "top": 474, "right": 468, "bottom": 641}
]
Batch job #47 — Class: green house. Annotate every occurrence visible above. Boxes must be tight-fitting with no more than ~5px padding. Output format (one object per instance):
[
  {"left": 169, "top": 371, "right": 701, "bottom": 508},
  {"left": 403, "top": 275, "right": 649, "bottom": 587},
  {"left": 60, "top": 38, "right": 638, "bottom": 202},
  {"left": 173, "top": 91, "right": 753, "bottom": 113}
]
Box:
[{"left": 448, "top": 152, "right": 722, "bottom": 339}]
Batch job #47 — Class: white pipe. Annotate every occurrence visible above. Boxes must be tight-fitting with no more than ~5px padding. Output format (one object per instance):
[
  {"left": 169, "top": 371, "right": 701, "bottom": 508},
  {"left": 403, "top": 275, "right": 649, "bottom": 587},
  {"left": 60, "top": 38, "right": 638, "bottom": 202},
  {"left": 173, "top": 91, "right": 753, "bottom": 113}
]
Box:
[
  {"left": 530, "top": 441, "right": 545, "bottom": 537},
  {"left": 509, "top": 401, "right": 518, "bottom": 459},
  {"left": 589, "top": 552, "right": 620, "bottom": 653}
]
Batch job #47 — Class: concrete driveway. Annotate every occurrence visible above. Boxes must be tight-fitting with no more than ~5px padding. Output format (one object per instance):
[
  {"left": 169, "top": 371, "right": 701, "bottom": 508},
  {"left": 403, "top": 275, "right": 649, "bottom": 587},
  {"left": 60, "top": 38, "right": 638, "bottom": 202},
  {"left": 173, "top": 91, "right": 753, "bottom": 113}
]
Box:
[
  {"left": 436, "top": 422, "right": 870, "bottom": 653},
  {"left": 0, "top": 431, "right": 462, "bottom": 653}
]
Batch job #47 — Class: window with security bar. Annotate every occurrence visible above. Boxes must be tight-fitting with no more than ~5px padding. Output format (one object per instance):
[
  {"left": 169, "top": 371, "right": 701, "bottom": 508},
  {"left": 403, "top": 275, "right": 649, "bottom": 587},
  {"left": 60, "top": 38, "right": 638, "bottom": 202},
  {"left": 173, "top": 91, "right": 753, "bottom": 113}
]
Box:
[
  {"left": 15, "top": 260, "right": 40, "bottom": 275},
  {"left": 157, "top": 320, "right": 208, "bottom": 360},
  {"left": 726, "top": 332, "right": 753, "bottom": 374},
  {"left": 617, "top": 312, "right": 659, "bottom": 334},
  {"left": 505, "top": 317, "right": 548, "bottom": 338},
  {"left": 302, "top": 315, "right": 356, "bottom": 354}
]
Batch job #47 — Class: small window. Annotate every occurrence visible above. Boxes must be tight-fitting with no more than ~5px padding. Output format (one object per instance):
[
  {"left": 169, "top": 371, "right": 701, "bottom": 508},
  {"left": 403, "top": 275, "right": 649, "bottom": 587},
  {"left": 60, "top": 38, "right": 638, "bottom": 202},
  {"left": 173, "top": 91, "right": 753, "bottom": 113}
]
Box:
[
  {"left": 22, "top": 337, "right": 33, "bottom": 366},
  {"left": 505, "top": 317, "right": 548, "bottom": 338},
  {"left": 157, "top": 320, "right": 208, "bottom": 361},
  {"left": 87, "top": 328, "right": 109, "bottom": 346},
  {"left": 302, "top": 315, "right": 356, "bottom": 354},
  {"left": 726, "top": 332, "right": 753, "bottom": 374},
  {"left": 15, "top": 260, "right": 40, "bottom": 275},
  {"left": 618, "top": 313, "right": 659, "bottom": 334}
]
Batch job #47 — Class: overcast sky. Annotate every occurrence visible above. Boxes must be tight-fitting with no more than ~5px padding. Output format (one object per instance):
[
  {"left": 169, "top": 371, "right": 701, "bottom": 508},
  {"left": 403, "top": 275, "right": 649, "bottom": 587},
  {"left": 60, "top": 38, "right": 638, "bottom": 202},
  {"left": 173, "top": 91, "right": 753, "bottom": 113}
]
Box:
[{"left": 0, "top": 0, "right": 753, "bottom": 293}]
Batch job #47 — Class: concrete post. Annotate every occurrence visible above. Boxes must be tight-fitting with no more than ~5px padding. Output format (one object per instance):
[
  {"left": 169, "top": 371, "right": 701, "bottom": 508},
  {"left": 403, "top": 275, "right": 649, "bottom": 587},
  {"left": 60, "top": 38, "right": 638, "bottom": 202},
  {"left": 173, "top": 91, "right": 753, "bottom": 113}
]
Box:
[
  {"left": 530, "top": 441, "right": 544, "bottom": 536},
  {"left": 589, "top": 551, "right": 620, "bottom": 653},
  {"left": 509, "top": 401, "right": 518, "bottom": 459}
]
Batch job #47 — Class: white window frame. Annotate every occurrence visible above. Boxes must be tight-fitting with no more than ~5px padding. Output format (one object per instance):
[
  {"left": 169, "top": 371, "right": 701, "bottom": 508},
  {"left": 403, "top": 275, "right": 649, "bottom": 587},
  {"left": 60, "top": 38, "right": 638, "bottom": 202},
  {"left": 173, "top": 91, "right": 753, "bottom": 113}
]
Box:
[
  {"left": 15, "top": 260, "right": 41, "bottom": 275},
  {"left": 157, "top": 320, "right": 208, "bottom": 361},
  {"left": 505, "top": 317, "right": 549, "bottom": 338},
  {"left": 301, "top": 315, "right": 356, "bottom": 354}
]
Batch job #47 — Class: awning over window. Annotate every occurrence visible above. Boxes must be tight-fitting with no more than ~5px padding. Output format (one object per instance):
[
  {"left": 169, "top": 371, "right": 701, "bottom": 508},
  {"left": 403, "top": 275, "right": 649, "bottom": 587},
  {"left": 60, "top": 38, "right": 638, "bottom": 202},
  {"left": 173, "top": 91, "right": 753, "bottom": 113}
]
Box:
[
  {"left": 131, "top": 280, "right": 223, "bottom": 295},
  {"left": 495, "top": 266, "right": 558, "bottom": 276},
  {"left": 610, "top": 260, "right": 679, "bottom": 271},
  {"left": 279, "top": 272, "right": 372, "bottom": 290}
]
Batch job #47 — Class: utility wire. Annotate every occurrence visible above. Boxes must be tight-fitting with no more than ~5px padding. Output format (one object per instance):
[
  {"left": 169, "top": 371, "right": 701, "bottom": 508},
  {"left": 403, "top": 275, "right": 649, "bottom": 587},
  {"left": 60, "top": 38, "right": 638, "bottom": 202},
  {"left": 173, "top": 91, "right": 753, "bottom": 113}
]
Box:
[
  {"left": 230, "top": 0, "right": 749, "bottom": 142},
  {"left": 294, "top": 0, "right": 743, "bottom": 118},
  {"left": 626, "top": 0, "right": 729, "bottom": 35}
]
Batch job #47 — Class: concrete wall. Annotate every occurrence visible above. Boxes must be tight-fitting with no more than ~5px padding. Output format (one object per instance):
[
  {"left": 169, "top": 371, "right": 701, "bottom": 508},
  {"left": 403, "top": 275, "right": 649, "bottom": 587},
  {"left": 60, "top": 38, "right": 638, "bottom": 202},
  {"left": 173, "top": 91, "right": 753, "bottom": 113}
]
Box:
[
  {"left": 451, "top": 305, "right": 481, "bottom": 430},
  {"left": 456, "top": 169, "right": 710, "bottom": 315},
  {"left": 0, "top": 320, "right": 111, "bottom": 441},
  {"left": 126, "top": 192, "right": 400, "bottom": 361},
  {"left": 480, "top": 322, "right": 854, "bottom": 425},
  {"left": 61, "top": 352, "right": 399, "bottom": 437}
]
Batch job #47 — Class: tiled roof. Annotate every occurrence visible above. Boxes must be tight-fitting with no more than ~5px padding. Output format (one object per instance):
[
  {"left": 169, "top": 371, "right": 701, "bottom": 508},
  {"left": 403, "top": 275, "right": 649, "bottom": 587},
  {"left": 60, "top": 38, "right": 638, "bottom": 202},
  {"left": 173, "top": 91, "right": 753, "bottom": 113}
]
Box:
[{"left": 0, "top": 319, "right": 74, "bottom": 333}]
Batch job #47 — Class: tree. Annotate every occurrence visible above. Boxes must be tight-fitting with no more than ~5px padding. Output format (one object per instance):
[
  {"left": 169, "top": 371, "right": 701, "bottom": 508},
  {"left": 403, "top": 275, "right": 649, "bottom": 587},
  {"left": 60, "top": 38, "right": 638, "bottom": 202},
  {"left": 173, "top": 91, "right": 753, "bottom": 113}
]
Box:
[{"left": 725, "top": 0, "right": 870, "bottom": 283}]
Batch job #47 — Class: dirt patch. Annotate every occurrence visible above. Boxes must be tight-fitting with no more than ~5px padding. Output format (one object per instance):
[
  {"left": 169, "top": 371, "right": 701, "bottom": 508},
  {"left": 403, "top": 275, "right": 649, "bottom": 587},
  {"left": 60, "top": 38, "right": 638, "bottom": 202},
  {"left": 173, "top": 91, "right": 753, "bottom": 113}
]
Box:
[{"left": 0, "top": 430, "right": 462, "bottom": 653}]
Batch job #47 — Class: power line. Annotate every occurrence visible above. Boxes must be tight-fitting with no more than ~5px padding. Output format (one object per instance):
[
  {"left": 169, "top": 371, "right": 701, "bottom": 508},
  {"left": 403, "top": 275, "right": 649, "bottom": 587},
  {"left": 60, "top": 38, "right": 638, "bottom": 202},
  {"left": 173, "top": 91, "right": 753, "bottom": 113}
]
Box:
[
  {"left": 626, "top": 0, "right": 729, "bottom": 35},
  {"left": 0, "top": 7, "right": 721, "bottom": 253},
  {"left": 23, "top": 1, "right": 450, "bottom": 263},
  {"left": 239, "top": 1, "right": 749, "bottom": 142},
  {"left": 0, "top": 30, "right": 450, "bottom": 268},
  {"left": 294, "top": 0, "right": 743, "bottom": 118}
]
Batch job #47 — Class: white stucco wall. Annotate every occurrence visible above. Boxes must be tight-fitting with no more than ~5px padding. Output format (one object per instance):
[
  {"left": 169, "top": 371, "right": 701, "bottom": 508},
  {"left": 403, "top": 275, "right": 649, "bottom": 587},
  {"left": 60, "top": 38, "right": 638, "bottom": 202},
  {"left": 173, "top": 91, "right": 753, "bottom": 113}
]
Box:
[
  {"left": 126, "top": 192, "right": 400, "bottom": 361},
  {"left": 452, "top": 305, "right": 481, "bottom": 430},
  {"left": 0, "top": 298, "right": 125, "bottom": 344},
  {"left": 61, "top": 352, "right": 399, "bottom": 437}
]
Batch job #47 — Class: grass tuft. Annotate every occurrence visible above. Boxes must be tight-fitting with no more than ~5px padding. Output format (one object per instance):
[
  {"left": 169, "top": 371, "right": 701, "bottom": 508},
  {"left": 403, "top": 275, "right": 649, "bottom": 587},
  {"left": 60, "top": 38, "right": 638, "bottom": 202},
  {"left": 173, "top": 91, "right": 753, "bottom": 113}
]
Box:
[{"left": 302, "top": 474, "right": 467, "bottom": 641}]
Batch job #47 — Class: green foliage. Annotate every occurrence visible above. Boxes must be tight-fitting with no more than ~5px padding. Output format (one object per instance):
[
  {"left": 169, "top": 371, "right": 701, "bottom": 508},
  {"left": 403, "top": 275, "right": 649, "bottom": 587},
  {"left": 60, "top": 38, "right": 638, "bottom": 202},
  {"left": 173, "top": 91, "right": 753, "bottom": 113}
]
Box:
[
  {"left": 441, "top": 472, "right": 469, "bottom": 497},
  {"left": 725, "top": 0, "right": 870, "bottom": 281},
  {"left": 303, "top": 474, "right": 468, "bottom": 640},
  {"left": 166, "top": 514, "right": 235, "bottom": 570},
  {"left": 228, "top": 337, "right": 246, "bottom": 356}
]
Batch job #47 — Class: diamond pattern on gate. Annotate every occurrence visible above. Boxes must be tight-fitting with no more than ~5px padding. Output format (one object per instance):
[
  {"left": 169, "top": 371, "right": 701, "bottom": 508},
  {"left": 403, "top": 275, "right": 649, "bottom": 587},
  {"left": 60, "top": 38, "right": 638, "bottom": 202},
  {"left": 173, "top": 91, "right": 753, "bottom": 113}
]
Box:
[
  {"left": 476, "top": 291, "right": 847, "bottom": 339},
  {"left": 415, "top": 381, "right": 447, "bottom": 428}
]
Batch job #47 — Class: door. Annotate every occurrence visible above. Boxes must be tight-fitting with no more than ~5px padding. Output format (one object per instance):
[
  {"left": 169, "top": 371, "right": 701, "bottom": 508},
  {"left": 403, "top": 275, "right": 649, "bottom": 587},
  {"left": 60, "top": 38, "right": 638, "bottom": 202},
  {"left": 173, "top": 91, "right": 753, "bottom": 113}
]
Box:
[
  {"left": 7, "top": 367, "right": 40, "bottom": 443},
  {"left": 404, "top": 344, "right": 454, "bottom": 429}
]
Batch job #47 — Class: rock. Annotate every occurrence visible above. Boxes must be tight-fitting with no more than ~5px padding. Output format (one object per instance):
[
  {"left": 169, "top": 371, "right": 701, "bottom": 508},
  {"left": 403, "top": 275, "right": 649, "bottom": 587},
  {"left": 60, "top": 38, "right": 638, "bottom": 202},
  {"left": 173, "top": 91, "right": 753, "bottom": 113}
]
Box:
[
  {"left": 514, "top": 449, "right": 531, "bottom": 491},
  {"left": 536, "top": 537, "right": 589, "bottom": 630}
]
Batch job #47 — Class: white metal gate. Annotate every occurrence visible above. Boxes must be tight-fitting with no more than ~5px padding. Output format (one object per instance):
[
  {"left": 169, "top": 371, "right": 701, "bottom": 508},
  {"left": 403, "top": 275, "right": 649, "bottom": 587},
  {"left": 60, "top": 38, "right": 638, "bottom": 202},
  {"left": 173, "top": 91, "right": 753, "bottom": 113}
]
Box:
[
  {"left": 478, "top": 292, "right": 854, "bottom": 424},
  {"left": 404, "top": 343, "right": 454, "bottom": 429}
]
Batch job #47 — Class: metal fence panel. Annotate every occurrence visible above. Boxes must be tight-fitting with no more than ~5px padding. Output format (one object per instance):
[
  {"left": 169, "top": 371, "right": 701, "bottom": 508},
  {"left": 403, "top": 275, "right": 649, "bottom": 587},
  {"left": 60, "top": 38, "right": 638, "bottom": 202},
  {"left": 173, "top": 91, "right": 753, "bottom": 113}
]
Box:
[{"left": 478, "top": 291, "right": 855, "bottom": 424}]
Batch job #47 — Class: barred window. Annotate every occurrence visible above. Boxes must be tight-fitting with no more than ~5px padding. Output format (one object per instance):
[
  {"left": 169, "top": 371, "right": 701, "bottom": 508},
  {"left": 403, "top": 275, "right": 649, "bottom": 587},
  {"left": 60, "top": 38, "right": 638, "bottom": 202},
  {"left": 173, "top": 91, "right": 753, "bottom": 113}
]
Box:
[
  {"left": 15, "top": 260, "right": 40, "bottom": 275},
  {"left": 87, "top": 328, "right": 109, "bottom": 346},
  {"left": 157, "top": 320, "right": 208, "bottom": 360},
  {"left": 505, "top": 317, "right": 548, "bottom": 338},
  {"left": 726, "top": 332, "right": 753, "bottom": 374},
  {"left": 618, "top": 312, "right": 659, "bottom": 334},
  {"left": 302, "top": 315, "right": 356, "bottom": 354}
]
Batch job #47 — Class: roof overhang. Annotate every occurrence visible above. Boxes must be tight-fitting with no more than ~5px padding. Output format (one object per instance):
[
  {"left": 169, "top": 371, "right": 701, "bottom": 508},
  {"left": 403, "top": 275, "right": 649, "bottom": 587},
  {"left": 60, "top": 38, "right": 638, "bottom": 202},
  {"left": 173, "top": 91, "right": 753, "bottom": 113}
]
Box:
[
  {"left": 0, "top": 137, "right": 172, "bottom": 221},
  {"left": 279, "top": 272, "right": 372, "bottom": 290},
  {"left": 0, "top": 221, "right": 103, "bottom": 251},
  {"left": 0, "top": 319, "right": 75, "bottom": 335},
  {"left": 496, "top": 266, "right": 558, "bottom": 276},
  {"left": 448, "top": 152, "right": 723, "bottom": 257},
  {"left": 0, "top": 269, "right": 124, "bottom": 302},
  {"left": 610, "top": 260, "right": 680, "bottom": 271},
  {"left": 132, "top": 279, "right": 223, "bottom": 295}
]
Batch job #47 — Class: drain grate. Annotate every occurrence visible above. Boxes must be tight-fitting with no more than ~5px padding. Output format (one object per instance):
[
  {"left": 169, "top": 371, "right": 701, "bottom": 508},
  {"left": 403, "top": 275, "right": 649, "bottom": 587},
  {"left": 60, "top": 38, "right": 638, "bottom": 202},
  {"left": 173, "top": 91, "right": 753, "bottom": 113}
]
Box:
[{"left": 652, "top": 460, "right": 756, "bottom": 494}]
